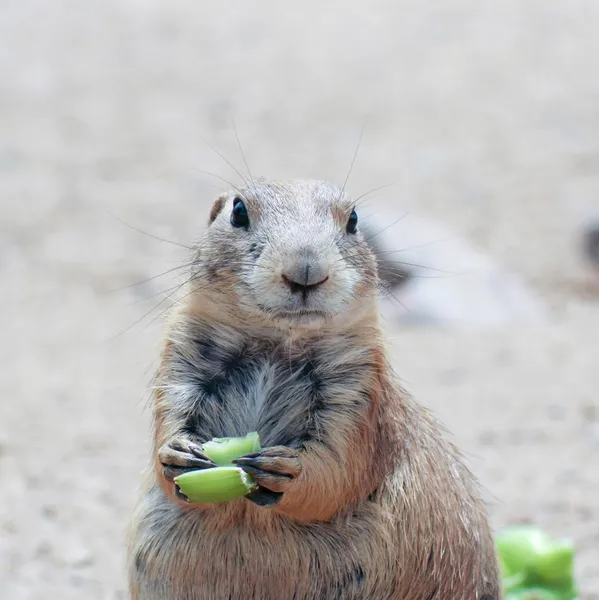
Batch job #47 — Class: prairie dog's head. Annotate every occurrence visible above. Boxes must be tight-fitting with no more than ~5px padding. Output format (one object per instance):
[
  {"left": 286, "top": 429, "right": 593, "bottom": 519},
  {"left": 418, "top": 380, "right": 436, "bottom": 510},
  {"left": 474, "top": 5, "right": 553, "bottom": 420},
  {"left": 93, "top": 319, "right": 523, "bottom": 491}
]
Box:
[{"left": 192, "top": 179, "right": 379, "bottom": 328}]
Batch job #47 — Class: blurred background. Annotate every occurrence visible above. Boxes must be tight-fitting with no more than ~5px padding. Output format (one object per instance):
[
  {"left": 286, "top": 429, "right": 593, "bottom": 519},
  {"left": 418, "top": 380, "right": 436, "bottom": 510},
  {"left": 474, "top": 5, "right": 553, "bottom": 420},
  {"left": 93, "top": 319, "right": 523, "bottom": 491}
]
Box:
[{"left": 1, "top": 1, "right": 598, "bottom": 598}]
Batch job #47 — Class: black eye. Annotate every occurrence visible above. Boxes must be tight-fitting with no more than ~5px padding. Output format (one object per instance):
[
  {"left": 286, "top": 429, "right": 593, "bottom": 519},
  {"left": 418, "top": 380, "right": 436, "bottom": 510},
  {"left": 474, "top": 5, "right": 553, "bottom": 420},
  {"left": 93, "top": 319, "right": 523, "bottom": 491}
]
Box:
[
  {"left": 346, "top": 209, "right": 358, "bottom": 234},
  {"left": 231, "top": 198, "right": 249, "bottom": 228}
]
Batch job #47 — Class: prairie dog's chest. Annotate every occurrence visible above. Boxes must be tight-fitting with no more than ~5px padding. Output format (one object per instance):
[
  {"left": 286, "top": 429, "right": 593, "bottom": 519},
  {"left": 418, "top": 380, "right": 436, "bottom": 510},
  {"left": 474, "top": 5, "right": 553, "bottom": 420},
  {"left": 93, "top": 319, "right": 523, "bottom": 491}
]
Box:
[{"left": 170, "top": 329, "right": 373, "bottom": 444}]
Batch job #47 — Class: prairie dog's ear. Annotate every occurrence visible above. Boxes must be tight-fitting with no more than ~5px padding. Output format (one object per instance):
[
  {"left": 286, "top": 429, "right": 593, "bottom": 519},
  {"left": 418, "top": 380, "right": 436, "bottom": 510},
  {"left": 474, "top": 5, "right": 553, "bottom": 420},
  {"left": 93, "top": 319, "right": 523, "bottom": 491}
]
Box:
[{"left": 208, "top": 194, "right": 228, "bottom": 225}]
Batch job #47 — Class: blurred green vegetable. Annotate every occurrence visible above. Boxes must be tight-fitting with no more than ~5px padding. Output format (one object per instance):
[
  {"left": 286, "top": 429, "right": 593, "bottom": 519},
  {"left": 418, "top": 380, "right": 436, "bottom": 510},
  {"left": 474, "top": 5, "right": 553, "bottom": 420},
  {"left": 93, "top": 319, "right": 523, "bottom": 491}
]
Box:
[
  {"left": 504, "top": 588, "right": 563, "bottom": 600},
  {"left": 534, "top": 542, "right": 575, "bottom": 587},
  {"left": 497, "top": 525, "right": 578, "bottom": 600}
]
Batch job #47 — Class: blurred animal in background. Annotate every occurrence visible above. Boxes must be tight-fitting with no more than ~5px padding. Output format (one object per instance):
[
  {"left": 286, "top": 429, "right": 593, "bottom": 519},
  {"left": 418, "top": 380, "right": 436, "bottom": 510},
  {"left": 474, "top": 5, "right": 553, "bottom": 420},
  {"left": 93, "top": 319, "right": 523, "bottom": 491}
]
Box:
[
  {"left": 360, "top": 211, "right": 547, "bottom": 328},
  {"left": 582, "top": 219, "right": 599, "bottom": 271}
]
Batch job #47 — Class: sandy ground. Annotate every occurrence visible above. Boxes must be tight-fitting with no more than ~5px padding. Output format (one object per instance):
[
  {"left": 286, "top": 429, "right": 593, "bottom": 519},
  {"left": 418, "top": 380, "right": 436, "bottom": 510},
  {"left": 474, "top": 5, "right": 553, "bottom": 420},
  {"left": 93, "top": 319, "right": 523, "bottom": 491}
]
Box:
[{"left": 1, "top": 1, "right": 599, "bottom": 598}]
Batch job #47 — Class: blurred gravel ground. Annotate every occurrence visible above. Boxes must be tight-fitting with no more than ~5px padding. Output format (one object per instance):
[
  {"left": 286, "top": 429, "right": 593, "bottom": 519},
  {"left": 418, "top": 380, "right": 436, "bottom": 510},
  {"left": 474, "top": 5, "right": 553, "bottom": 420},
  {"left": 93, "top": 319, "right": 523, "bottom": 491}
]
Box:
[{"left": 1, "top": 1, "right": 598, "bottom": 598}]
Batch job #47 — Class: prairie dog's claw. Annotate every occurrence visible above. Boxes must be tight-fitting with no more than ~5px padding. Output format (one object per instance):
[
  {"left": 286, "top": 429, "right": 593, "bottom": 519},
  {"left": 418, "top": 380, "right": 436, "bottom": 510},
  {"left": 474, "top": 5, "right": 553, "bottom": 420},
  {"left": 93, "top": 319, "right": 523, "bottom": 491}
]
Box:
[
  {"left": 159, "top": 437, "right": 217, "bottom": 483},
  {"left": 233, "top": 445, "right": 302, "bottom": 494}
]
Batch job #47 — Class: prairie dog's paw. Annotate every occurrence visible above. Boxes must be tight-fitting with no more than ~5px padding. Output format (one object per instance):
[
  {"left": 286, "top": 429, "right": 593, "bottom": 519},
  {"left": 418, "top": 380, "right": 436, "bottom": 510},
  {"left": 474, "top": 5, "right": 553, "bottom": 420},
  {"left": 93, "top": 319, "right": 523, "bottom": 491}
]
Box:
[
  {"left": 158, "top": 437, "right": 217, "bottom": 483},
  {"left": 232, "top": 446, "right": 302, "bottom": 502}
]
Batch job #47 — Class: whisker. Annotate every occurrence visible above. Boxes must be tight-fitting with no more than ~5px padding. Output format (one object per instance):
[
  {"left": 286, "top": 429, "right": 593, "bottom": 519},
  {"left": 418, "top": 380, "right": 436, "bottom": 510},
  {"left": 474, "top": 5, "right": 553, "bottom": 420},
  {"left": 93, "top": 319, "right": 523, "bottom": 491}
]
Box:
[
  {"left": 376, "top": 266, "right": 410, "bottom": 279},
  {"left": 130, "top": 281, "right": 192, "bottom": 304},
  {"left": 110, "top": 262, "right": 195, "bottom": 292},
  {"left": 363, "top": 213, "right": 410, "bottom": 244},
  {"left": 232, "top": 118, "right": 254, "bottom": 185},
  {"left": 339, "top": 126, "right": 365, "bottom": 202},
  {"left": 334, "top": 246, "right": 455, "bottom": 275},
  {"left": 111, "top": 276, "right": 195, "bottom": 339},
  {"left": 376, "top": 264, "right": 457, "bottom": 281},
  {"left": 107, "top": 209, "right": 193, "bottom": 250},
  {"left": 191, "top": 168, "right": 247, "bottom": 198},
  {"left": 378, "top": 282, "right": 411, "bottom": 314},
  {"left": 374, "top": 236, "right": 456, "bottom": 255},
  {"left": 143, "top": 285, "right": 199, "bottom": 331},
  {"left": 387, "top": 261, "right": 455, "bottom": 274},
  {"left": 352, "top": 183, "right": 396, "bottom": 208},
  {"left": 200, "top": 135, "right": 250, "bottom": 189}
]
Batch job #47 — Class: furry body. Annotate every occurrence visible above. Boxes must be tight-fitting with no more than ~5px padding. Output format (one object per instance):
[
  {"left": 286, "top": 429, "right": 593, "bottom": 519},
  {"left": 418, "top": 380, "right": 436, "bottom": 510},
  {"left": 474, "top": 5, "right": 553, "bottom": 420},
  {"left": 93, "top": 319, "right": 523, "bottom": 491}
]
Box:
[{"left": 127, "top": 180, "right": 501, "bottom": 599}]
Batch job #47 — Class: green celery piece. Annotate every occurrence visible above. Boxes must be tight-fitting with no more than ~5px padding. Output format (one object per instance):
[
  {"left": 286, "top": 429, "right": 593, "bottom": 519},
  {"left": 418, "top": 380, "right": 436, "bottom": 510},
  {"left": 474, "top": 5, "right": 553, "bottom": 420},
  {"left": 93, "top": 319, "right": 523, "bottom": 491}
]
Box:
[
  {"left": 496, "top": 526, "right": 556, "bottom": 576},
  {"left": 503, "top": 571, "right": 527, "bottom": 592},
  {"left": 202, "top": 432, "right": 261, "bottom": 466},
  {"left": 174, "top": 466, "right": 257, "bottom": 503},
  {"left": 497, "top": 525, "right": 577, "bottom": 593},
  {"left": 504, "top": 588, "right": 564, "bottom": 600},
  {"left": 532, "top": 541, "right": 575, "bottom": 586}
]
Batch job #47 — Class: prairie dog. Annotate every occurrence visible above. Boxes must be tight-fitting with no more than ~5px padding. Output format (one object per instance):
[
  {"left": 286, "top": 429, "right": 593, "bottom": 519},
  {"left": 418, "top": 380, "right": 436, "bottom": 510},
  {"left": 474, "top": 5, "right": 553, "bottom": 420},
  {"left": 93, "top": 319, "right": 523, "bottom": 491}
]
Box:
[{"left": 127, "top": 179, "right": 501, "bottom": 599}]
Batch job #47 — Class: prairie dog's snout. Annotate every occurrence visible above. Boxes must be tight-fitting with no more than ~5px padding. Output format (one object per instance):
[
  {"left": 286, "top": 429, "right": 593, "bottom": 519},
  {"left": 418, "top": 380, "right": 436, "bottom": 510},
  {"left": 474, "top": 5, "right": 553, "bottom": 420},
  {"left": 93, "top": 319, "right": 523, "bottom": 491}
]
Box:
[{"left": 280, "top": 246, "right": 330, "bottom": 295}]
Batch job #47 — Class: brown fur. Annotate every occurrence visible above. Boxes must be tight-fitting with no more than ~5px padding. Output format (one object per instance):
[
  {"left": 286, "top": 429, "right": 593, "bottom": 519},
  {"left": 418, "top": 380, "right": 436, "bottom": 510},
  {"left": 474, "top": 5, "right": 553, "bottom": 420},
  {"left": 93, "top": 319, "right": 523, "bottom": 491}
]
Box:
[{"left": 127, "top": 180, "right": 501, "bottom": 599}]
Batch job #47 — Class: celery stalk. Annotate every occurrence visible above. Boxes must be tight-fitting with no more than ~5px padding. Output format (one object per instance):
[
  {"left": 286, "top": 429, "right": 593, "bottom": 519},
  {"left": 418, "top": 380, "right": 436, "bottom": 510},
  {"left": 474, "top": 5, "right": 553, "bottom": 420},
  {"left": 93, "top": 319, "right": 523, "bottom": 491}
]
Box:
[
  {"left": 174, "top": 466, "right": 257, "bottom": 503},
  {"left": 173, "top": 432, "right": 262, "bottom": 504},
  {"left": 202, "top": 432, "right": 261, "bottom": 466}
]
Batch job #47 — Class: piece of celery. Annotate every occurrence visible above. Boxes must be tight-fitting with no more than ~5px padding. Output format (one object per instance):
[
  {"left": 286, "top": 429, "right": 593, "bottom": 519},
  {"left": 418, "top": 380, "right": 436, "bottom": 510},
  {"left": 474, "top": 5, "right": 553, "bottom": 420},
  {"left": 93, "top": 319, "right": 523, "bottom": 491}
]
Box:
[
  {"left": 504, "top": 589, "right": 564, "bottom": 600},
  {"left": 497, "top": 525, "right": 578, "bottom": 600},
  {"left": 202, "top": 432, "right": 261, "bottom": 466},
  {"left": 173, "top": 432, "right": 262, "bottom": 504},
  {"left": 174, "top": 466, "right": 257, "bottom": 503}
]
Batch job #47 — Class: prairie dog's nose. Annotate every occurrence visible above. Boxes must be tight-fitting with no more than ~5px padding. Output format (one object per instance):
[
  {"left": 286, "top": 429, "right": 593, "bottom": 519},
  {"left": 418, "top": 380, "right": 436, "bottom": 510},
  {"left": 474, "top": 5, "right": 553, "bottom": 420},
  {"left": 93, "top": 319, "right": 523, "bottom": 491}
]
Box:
[{"left": 282, "top": 252, "right": 329, "bottom": 293}]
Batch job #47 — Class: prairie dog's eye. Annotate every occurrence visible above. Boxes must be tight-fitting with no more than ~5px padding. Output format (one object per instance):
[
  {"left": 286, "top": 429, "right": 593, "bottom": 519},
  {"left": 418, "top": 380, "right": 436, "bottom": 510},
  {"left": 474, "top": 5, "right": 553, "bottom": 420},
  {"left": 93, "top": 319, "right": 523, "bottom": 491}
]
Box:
[
  {"left": 231, "top": 198, "right": 249, "bottom": 228},
  {"left": 346, "top": 209, "right": 358, "bottom": 234}
]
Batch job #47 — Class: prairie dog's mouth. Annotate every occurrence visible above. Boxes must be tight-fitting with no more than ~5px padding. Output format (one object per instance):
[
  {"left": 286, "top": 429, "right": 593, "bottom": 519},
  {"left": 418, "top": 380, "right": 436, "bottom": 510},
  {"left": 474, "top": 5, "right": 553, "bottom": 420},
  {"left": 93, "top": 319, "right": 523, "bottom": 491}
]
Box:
[
  {"left": 274, "top": 309, "right": 328, "bottom": 318},
  {"left": 273, "top": 310, "right": 330, "bottom": 326},
  {"left": 255, "top": 303, "right": 330, "bottom": 324}
]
